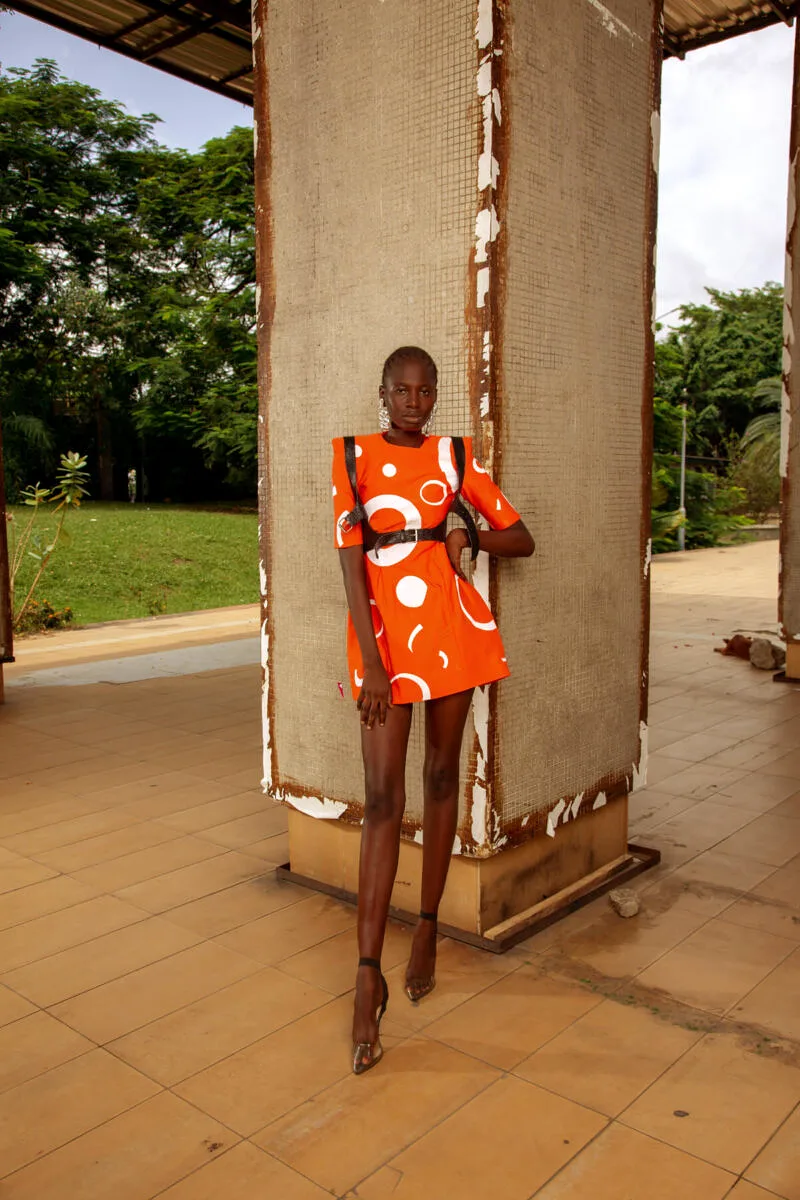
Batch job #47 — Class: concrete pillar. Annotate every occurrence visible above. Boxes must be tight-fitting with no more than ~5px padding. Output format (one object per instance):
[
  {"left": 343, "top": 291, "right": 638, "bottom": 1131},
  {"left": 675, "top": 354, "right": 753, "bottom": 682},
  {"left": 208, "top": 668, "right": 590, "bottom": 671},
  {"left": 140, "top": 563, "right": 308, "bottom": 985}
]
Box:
[
  {"left": 253, "top": 0, "right": 660, "bottom": 941},
  {"left": 782, "top": 23, "right": 800, "bottom": 681}
]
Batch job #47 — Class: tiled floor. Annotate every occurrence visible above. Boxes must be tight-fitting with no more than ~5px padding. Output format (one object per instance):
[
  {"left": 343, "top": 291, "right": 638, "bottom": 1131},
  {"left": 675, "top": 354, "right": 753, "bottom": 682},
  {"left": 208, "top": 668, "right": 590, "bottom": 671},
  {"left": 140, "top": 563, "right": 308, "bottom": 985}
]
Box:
[{"left": 0, "top": 541, "right": 798, "bottom": 1199}]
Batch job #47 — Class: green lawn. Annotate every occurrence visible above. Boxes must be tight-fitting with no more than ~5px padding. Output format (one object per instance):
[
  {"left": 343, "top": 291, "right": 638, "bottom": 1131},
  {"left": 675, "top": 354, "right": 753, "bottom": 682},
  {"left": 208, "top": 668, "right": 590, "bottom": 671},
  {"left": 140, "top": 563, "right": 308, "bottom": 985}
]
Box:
[{"left": 9, "top": 502, "right": 259, "bottom": 626}]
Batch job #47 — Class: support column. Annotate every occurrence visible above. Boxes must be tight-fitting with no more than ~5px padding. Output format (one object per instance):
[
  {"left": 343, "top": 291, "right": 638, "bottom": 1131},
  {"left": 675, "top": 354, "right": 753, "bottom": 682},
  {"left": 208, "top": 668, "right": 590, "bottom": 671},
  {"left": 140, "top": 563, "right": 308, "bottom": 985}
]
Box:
[
  {"left": 781, "top": 23, "right": 800, "bottom": 681},
  {"left": 254, "top": 0, "right": 660, "bottom": 942}
]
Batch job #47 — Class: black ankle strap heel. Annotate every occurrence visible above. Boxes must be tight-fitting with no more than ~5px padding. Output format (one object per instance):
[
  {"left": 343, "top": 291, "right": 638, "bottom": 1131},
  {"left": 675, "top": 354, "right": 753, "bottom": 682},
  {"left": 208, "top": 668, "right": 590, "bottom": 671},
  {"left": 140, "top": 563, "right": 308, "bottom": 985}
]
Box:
[{"left": 405, "top": 912, "right": 438, "bottom": 1004}]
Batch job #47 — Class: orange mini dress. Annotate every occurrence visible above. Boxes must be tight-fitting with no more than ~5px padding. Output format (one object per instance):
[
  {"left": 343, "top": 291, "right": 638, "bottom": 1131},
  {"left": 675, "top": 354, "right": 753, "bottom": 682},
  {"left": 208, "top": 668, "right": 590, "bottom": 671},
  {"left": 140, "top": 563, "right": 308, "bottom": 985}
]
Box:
[{"left": 332, "top": 433, "right": 521, "bottom": 704}]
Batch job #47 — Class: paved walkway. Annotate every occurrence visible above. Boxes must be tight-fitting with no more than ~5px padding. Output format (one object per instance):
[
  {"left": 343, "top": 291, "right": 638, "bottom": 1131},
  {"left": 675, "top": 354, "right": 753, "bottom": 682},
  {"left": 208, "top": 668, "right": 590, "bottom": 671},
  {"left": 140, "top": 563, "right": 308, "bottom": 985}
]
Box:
[
  {"left": 0, "top": 542, "right": 798, "bottom": 1199},
  {"left": 4, "top": 604, "right": 260, "bottom": 687}
]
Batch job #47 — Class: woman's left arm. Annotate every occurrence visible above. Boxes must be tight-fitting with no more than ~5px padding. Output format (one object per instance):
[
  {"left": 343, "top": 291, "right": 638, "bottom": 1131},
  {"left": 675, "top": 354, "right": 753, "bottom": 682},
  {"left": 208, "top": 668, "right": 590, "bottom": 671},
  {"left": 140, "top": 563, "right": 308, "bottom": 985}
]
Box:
[
  {"left": 446, "top": 440, "right": 534, "bottom": 571},
  {"left": 446, "top": 521, "right": 533, "bottom": 576},
  {"left": 474, "top": 521, "right": 534, "bottom": 557}
]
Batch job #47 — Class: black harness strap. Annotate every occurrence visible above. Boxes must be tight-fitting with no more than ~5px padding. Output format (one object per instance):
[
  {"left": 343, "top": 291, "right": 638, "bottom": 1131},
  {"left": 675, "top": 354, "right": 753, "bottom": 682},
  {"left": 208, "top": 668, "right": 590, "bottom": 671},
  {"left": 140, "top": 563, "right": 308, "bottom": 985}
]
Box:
[
  {"left": 450, "top": 437, "right": 481, "bottom": 562},
  {"left": 343, "top": 436, "right": 367, "bottom": 531},
  {"left": 342, "top": 435, "right": 480, "bottom": 562}
]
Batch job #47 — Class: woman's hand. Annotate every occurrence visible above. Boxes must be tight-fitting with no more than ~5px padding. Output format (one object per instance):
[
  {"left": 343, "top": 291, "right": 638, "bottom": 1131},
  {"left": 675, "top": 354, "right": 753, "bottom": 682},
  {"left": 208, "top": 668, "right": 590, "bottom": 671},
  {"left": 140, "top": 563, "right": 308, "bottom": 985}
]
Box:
[
  {"left": 445, "top": 528, "right": 470, "bottom": 579},
  {"left": 357, "top": 661, "right": 394, "bottom": 729}
]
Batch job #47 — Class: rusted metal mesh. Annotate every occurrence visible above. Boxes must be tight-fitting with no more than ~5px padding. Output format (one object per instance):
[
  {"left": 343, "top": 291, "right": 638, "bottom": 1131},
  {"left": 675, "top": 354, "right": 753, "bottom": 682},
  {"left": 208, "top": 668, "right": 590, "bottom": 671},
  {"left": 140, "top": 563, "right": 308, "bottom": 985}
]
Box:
[
  {"left": 494, "top": 0, "right": 654, "bottom": 838},
  {"left": 260, "top": 0, "right": 477, "bottom": 827}
]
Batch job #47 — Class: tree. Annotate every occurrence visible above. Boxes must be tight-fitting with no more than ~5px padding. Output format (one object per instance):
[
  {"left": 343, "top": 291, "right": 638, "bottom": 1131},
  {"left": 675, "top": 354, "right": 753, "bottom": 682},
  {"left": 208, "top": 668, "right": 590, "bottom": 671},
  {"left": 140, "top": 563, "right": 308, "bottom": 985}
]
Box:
[
  {"left": 728, "top": 376, "right": 782, "bottom": 521},
  {"left": 0, "top": 60, "right": 161, "bottom": 497},
  {"left": 131, "top": 127, "right": 257, "bottom": 493},
  {"left": 655, "top": 283, "right": 783, "bottom": 459},
  {"left": 650, "top": 285, "right": 783, "bottom": 546},
  {"left": 0, "top": 62, "right": 257, "bottom": 501}
]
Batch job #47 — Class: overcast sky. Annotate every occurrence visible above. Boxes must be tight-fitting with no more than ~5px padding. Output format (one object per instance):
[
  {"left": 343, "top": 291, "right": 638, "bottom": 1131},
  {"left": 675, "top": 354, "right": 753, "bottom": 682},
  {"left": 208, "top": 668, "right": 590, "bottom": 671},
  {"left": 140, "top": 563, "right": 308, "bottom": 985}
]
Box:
[{"left": 1, "top": 10, "right": 794, "bottom": 324}]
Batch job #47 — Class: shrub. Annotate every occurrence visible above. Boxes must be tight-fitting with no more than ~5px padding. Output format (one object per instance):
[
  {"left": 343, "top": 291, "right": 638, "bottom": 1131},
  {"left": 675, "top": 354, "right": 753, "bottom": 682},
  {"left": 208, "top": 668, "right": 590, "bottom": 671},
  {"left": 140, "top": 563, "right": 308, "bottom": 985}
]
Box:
[{"left": 14, "top": 599, "right": 74, "bottom": 635}]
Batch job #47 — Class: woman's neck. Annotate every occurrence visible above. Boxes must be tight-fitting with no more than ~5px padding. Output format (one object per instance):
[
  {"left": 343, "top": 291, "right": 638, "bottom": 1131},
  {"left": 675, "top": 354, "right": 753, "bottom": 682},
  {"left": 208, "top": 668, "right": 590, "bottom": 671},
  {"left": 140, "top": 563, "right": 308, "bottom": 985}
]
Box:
[{"left": 382, "top": 427, "right": 427, "bottom": 449}]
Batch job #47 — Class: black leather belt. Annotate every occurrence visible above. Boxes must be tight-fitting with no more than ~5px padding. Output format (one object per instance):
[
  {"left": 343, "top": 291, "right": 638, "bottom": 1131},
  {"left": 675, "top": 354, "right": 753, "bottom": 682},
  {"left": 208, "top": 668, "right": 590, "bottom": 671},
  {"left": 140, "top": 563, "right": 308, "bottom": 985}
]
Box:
[{"left": 364, "top": 519, "right": 447, "bottom": 557}]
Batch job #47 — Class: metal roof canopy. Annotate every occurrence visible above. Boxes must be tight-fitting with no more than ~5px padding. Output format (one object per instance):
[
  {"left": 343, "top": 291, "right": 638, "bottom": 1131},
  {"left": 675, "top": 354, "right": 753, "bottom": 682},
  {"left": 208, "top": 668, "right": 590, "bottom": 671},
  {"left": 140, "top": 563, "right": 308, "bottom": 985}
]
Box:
[
  {"left": 8, "top": 1, "right": 800, "bottom": 105},
  {"left": 8, "top": 0, "right": 255, "bottom": 104},
  {"left": 664, "top": 0, "right": 799, "bottom": 58}
]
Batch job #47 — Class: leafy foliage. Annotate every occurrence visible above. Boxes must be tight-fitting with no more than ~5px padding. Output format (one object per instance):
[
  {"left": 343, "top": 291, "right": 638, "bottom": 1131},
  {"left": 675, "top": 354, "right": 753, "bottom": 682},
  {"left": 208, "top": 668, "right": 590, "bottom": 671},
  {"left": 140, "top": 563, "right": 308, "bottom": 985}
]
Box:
[
  {"left": 0, "top": 62, "right": 256, "bottom": 503},
  {"left": 651, "top": 285, "right": 783, "bottom": 548},
  {"left": 655, "top": 284, "right": 783, "bottom": 456},
  {"left": 14, "top": 598, "right": 73, "bottom": 634},
  {"left": 727, "top": 375, "right": 782, "bottom": 522}
]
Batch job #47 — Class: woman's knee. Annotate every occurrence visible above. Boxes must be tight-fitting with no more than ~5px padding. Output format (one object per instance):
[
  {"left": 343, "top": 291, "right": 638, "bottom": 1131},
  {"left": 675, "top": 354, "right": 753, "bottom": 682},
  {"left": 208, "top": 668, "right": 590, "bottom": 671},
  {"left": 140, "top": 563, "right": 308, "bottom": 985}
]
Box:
[
  {"left": 424, "top": 759, "right": 459, "bottom": 803},
  {"left": 363, "top": 778, "right": 404, "bottom": 823}
]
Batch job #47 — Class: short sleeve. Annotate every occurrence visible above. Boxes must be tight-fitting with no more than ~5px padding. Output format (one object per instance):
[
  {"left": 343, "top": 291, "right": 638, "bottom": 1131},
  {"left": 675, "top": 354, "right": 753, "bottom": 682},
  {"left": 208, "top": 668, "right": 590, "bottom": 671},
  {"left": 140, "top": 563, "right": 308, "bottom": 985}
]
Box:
[
  {"left": 460, "top": 437, "right": 521, "bottom": 530},
  {"left": 331, "top": 437, "right": 364, "bottom": 548}
]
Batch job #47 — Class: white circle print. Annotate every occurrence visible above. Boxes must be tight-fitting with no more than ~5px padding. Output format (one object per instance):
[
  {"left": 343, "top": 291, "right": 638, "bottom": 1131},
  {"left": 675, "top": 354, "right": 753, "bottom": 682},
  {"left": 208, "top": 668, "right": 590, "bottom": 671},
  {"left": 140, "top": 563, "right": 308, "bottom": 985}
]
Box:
[
  {"left": 455, "top": 576, "right": 497, "bottom": 631},
  {"left": 390, "top": 672, "right": 431, "bottom": 701},
  {"left": 364, "top": 494, "right": 422, "bottom": 567},
  {"left": 419, "top": 479, "right": 449, "bottom": 507},
  {"left": 437, "top": 437, "right": 459, "bottom": 493},
  {"left": 396, "top": 575, "right": 428, "bottom": 608}
]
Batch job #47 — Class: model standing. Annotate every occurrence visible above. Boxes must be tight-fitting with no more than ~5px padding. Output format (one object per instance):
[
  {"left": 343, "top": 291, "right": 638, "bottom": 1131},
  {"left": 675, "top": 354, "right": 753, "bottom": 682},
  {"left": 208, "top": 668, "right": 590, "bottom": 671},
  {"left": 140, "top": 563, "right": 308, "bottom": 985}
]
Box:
[{"left": 332, "top": 346, "right": 534, "bottom": 1074}]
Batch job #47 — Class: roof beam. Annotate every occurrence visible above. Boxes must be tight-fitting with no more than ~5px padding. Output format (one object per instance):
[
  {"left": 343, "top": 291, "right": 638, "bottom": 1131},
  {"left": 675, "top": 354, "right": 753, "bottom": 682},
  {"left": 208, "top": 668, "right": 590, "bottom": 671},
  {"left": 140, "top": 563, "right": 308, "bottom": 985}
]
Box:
[
  {"left": 176, "top": 0, "right": 250, "bottom": 32},
  {"left": 765, "top": 1, "right": 794, "bottom": 24},
  {"left": 123, "top": 0, "right": 250, "bottom": 47},
  {"left": 141, "top": 14, "right": 222, "bottom": 59},
  {"left": 115, "top": 0, "right": 189, "bottom": 40},
  {"left": 218, "top": 60, "right": 254, "bottom": 84},
  {"left": 662, "top": 29, "right": 686, "bottom": 59}
]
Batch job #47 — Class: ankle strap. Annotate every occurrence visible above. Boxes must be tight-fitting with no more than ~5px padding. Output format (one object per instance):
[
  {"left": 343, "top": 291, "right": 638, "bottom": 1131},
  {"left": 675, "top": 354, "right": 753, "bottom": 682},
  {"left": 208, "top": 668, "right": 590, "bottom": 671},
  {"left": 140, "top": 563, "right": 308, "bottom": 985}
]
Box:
[
  {"left": 358, "top": 956, "right": 381, "bottom": 969},
  {"left": 419, "top": 910, "right": 437, "bottom": 922}
]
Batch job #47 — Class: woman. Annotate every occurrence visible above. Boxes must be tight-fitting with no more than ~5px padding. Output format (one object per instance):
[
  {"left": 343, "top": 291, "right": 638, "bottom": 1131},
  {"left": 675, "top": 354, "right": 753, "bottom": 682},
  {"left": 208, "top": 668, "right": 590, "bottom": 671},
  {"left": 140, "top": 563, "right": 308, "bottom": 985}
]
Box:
[{"left": 332, "top": 346, "right": 534, "bottom": 1075}]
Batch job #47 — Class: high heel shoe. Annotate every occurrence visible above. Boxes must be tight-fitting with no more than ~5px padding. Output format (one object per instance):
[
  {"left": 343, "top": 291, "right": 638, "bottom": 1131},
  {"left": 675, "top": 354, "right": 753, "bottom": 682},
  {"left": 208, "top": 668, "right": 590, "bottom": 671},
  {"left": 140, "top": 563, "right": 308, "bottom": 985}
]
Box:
[
  {"left": 352, "top": 956, "right": 389, "bottom": 1076},
  {"left": 405, "top": 910, "right": 437, "bottom": 1003}
]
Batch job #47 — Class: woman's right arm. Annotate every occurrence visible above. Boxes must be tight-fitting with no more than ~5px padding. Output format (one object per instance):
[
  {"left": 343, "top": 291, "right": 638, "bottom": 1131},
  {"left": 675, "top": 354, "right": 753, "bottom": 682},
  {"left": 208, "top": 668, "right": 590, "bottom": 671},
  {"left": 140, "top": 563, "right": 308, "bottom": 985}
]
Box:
[
  {"left": 337, "top": 548, "right": 393, "bottom": 729},
  {"left": 331, "top": 437, "right": 393, "bottom": 729}
]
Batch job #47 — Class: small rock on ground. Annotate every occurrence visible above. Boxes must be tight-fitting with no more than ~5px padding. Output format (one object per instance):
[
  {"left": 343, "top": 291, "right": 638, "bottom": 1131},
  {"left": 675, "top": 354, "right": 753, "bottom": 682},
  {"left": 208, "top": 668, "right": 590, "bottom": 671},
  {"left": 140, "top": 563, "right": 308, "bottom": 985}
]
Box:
[
  {"left": 608, "top": 887, "right": 640, "bottom": 918},
  {"left": 749, "top": 637, "right": 786, "bottom": 670}
]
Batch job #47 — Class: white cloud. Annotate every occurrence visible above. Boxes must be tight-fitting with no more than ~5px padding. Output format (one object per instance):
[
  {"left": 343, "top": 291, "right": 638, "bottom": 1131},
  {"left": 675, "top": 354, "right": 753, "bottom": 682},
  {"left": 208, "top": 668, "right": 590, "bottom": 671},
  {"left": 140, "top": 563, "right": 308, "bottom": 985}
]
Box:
[{"left": 657, "top": 22, "right": 794, "bottom": 323}]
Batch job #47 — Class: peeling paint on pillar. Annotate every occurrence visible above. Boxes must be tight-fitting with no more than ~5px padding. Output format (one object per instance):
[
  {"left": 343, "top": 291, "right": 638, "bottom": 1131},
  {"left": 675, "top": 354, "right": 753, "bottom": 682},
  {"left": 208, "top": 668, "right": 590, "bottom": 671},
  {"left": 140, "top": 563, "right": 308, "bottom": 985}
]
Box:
[
  {"left": 465, "top": 0, "right": 508, "bottom": 857},
  {"left": 631, "top": 720, "right": 649, "bottom": 791},
  {"left": 252, "top": 0, "right": 276, "bottom": 800},
  {"left": 585, "top": 0, "right": 642, "bottom": 43},
  {"left": 636, "top": 3, "right": 661, "bottom": 788},
  {"left": 253, "top": 0, "right": 360, "bottom": 818}
]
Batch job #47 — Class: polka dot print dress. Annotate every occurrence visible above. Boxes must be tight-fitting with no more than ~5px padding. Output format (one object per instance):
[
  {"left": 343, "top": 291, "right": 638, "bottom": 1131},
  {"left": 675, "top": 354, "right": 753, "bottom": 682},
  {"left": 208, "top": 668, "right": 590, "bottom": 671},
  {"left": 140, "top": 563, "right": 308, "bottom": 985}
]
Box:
[{"left": 332, "top": 433, "right": 521, "bottom": 704}]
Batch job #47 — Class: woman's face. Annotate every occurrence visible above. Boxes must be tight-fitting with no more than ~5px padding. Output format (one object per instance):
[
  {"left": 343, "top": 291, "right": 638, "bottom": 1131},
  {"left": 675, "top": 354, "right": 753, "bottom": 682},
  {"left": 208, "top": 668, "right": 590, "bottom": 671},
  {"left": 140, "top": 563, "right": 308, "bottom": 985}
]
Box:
[{"left": 379, "top": 357, "right": 437, "bottom": 432}]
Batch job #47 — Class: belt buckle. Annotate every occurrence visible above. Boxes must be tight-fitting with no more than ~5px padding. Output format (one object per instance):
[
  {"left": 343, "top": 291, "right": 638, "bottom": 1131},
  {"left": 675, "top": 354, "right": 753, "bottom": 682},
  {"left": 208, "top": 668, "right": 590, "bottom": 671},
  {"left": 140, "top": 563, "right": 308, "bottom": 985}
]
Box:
[{"left": 413, "top": 528, "right": 420, "bottom": 543}]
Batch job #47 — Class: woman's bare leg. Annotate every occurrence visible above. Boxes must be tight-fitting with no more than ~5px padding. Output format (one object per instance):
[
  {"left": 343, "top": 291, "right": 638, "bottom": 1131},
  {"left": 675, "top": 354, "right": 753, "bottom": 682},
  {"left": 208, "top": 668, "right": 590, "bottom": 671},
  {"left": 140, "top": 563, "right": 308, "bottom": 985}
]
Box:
[
  {"left": 406, "top": 688, "right": 474, "bottom": 996},
  {"left": 353, "top": 701, "right": 413, "bottom": 1059}
]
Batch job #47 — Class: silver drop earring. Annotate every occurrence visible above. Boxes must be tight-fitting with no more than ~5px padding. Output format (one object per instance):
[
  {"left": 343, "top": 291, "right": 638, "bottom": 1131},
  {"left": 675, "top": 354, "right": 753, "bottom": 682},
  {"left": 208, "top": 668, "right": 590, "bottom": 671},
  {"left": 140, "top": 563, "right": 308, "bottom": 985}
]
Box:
[
  {"left": 423, "top": 400, "right": 438, "bottom": 434},
  {"left": 379, "top": 400, "right": 391, "bottom": 432}
]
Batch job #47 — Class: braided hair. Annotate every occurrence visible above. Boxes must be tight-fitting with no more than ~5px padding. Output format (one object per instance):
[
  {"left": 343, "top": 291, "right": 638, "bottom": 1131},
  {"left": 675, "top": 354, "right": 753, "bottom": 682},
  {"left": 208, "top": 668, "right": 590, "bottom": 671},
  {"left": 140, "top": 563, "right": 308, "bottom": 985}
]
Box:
[{"left": 381, "top": 346, "right": 438, "bottom": 386}]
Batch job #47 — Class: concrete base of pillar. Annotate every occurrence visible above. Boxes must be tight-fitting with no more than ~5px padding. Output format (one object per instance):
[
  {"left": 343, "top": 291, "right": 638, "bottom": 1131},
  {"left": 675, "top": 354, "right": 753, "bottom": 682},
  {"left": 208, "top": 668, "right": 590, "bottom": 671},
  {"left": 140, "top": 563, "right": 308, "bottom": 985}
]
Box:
[
  {"left": 281, "top": 802, "right": 659, "bottom": 949},
  {"left": 785, "top": 643, "right": 800, "bottom": 681}
]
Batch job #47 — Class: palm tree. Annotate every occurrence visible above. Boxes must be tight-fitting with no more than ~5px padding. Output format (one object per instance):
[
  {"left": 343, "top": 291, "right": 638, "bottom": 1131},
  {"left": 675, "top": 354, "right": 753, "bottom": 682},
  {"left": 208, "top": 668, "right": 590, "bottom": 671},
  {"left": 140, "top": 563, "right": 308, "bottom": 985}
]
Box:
[{"left": 740, "top": 377, "right": 781, "bottom": 475}]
